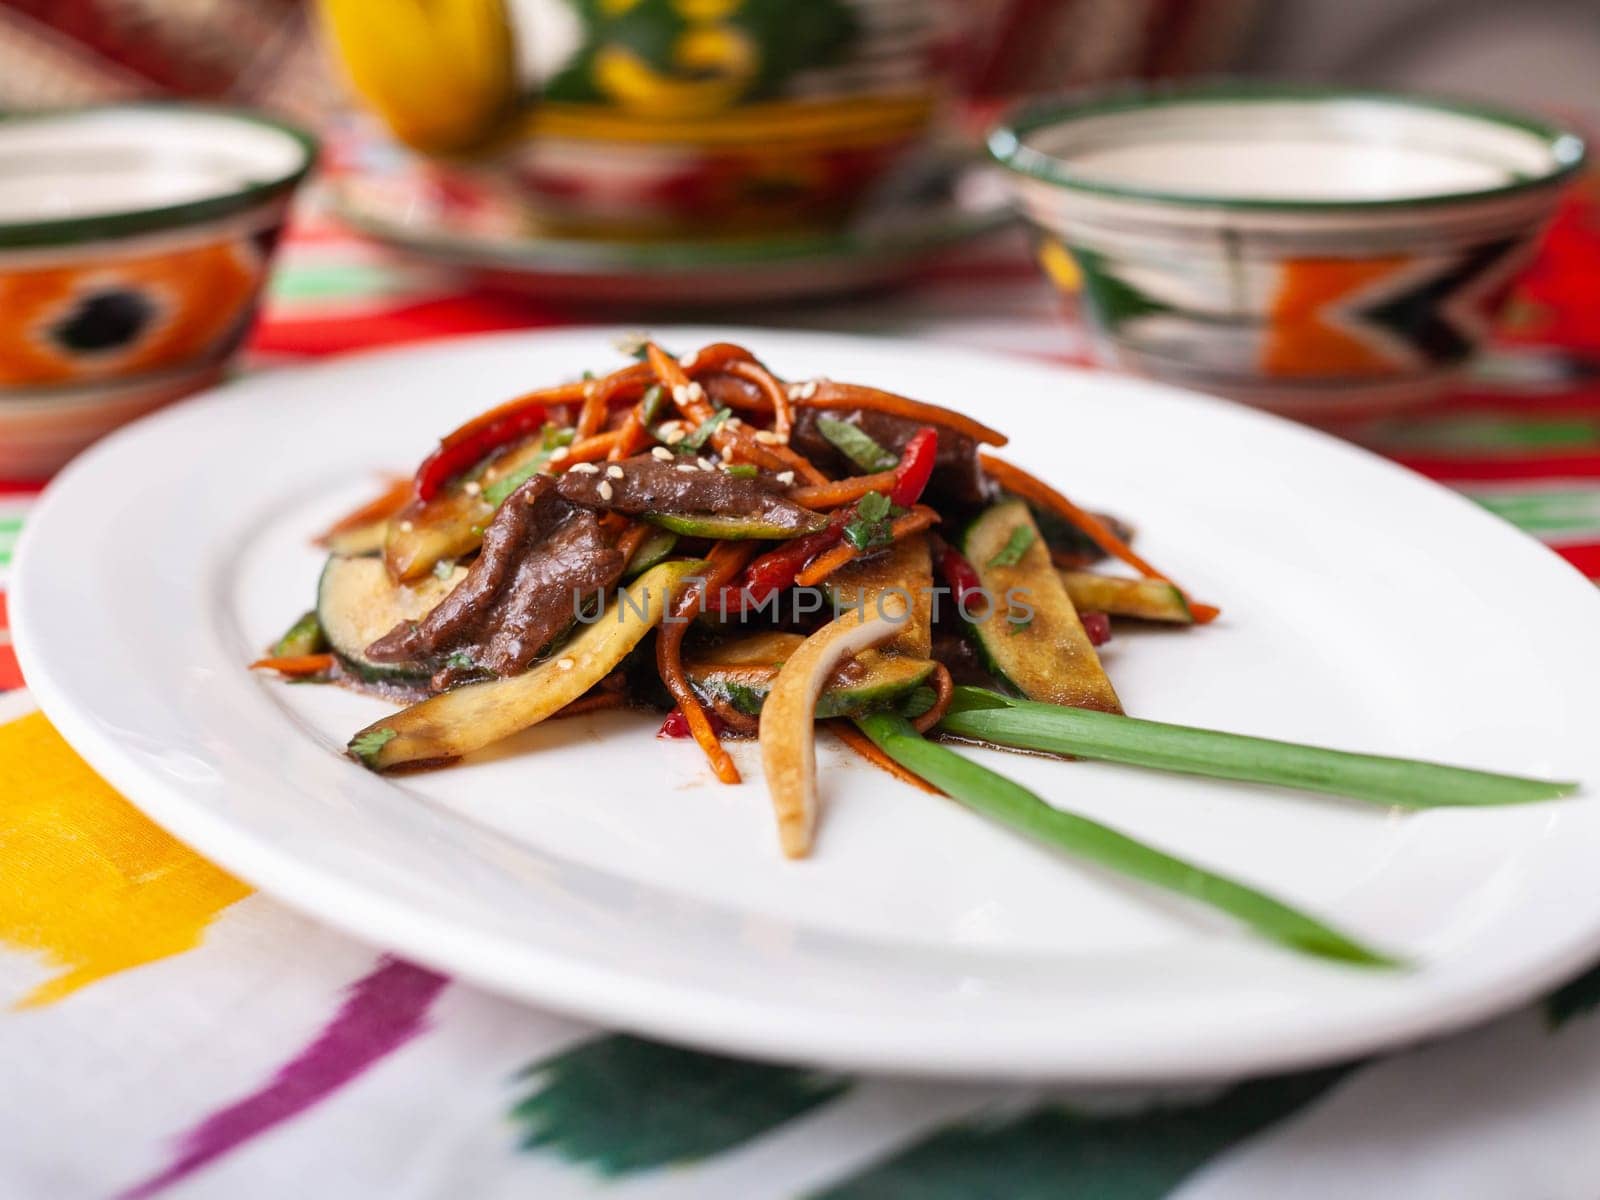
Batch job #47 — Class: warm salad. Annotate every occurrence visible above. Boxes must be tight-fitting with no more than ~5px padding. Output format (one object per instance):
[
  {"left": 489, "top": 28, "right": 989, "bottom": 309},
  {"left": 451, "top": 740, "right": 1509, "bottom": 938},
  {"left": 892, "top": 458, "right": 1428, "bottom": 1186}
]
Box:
[{"left": 256, "top": 339, "right": 1576, "bottom": 967}]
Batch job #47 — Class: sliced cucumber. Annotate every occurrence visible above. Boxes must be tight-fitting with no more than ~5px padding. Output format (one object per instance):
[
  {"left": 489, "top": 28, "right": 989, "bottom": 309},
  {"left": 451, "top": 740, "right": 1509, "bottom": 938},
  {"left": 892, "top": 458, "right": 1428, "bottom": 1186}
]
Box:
[
  {"left": 384, "top": 434, "right": 562, "bottom": 582},
  {"left": 1058, "top": 570, "right": 1193, "bottom": 624},
  {"left": 626, "top": 526, "right": 679, "bottom": 578},
  {"left": 272, "top": 610, "right": 326, "bottom": 658},
  {"left": 961, "top": 500, "right": 1121, "bottom": 713},
  {"left": 825, "top": 532, "right": 933, "bottom": 657},
  {"left": 350, "top": 560, "right": 704, "bottom": 771},
  {"left": 645, "top": 511, "right": 829, "bottom": 539},
  {"left": 323, "top": 519, "right": 389, "bottom": 557},
  {"left": 317, "top": 554, "right": 466, "bottom": 682},
  {"left": 685, "top": 631, "right": 934, "bottom": 718}
]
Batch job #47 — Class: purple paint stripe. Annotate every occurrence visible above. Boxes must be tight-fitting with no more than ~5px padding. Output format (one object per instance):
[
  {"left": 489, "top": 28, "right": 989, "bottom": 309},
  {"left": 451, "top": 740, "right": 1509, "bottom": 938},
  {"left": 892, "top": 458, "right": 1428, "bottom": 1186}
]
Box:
[{"left": 118, "top": 956, "right": 449, "bottom": 1200}]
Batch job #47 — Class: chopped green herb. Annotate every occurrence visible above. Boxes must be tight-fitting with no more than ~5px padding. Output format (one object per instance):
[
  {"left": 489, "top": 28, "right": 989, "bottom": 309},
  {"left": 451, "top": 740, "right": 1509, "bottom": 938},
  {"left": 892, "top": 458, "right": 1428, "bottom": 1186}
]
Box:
[
  {"left": 987, "top": 525, "right": 1036, "bottom": 568},
  {"left": 816, "top": 416, "right": 897, "bottom": 472},
  {"left": 272, "top": 610, "right": 325, "bottom": 658},
  {"left": 724, "top": 464, "right": 759, "bottom": 479},
  {"left": 843, "top": 491, "right": 896, "bottom": 551},
  {"left": 638, "top": 384, "right": 665, "bottom": 426},
  {"left": 433, "top": 558, "right": 457, "bottom": 581},
  {"left": 445, "top": 651, "right": 477, "bottom": 671},
  {"left": 1008, "top": 612, "right": 1033, "bottom": 634},
  {"left": 581, "top": 369, "right": 596, "bottom": 381},
  {"left": 349, "top": 727, "right": 397, "bottom": 767},
  {"left": 678, "top": 408, "right": 731, "bottom": 454},
  {"left": 482, "top": 425, "right": 576, "bottom": 506}
]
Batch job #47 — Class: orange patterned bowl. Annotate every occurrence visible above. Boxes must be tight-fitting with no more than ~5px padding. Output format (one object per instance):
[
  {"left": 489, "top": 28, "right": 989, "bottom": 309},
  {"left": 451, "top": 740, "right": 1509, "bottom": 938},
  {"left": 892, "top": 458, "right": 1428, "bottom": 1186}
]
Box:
[{"left": 0, "top": 104, "right": 316, "bottom": 478}]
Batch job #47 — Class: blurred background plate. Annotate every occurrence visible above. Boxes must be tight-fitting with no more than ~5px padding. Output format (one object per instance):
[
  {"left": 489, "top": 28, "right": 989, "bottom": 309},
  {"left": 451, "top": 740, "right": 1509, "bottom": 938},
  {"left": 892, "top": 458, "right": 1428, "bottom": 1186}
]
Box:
[{"left": 329, "top": 133, "right": 1013, "bottom": 307}]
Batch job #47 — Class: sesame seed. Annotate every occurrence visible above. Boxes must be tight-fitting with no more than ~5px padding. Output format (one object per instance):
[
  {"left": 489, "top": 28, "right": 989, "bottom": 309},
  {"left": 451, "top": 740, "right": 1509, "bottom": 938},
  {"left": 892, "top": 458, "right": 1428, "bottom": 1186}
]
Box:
[
  {"left": 650, "top": 446, "right": 674, "bottom": 461},
  {"left": 685, "top": 381, "right": 705, "bottom": 403},
  {"left": 549, "top": 446, "right": 570, "bottom": 463},
  {"left": 676, "top": 464, "right": 698, "bottom": 474},
  {"left": 679, "top": 350, "right": 698, "bottom": 369},
  {"left": 568, "top": 462, "right": 599, "bottom": 474},
  {"left": 598, "top": 480, "right": 614, "bottom": 501},
  {"left": 697, "top": 457, "right": 714, "bottom": 472},
  {"left": 462, "top": 480, "right": 482, "bottom": 497},
  {"left": 775, "top": 470, "right": 795, "bottom": 485},
  {"left": 785, "top": 383, "right": 802, "bottom": 400},
  {"left": 583, "top": 381, "right": 598, "bottom": 399},
  {"left": 664, "top": 426, "right": 687, "bottom": 444},
  {"left": 753, "top": 430, "right": 781, "bottom": 445},
  {"left": 556, "top": 657, "right": 575, "bottom": 671},
  {"left": 398, "top": 520, "right": 414, "bottom": 532},
  {"left": 605, "top": 464, "right": 624, "bottom": 479},
  {"left": 799, "top": 379, "right": 819, "bottom": 400},
  {"left": 671, "top": 384, "right": 689, "bottom": 405}
]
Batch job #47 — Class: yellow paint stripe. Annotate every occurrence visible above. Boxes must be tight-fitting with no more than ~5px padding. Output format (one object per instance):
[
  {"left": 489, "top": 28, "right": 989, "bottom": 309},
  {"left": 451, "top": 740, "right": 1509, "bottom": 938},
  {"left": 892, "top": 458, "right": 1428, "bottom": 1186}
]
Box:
[{"left": 0, "top": 711, "right": 251, "bottom": 1008}]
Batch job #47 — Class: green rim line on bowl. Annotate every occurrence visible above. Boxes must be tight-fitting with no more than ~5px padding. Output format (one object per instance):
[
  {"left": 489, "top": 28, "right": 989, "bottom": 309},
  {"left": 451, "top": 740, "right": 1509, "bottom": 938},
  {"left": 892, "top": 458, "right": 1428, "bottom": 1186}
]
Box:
[
  {"left": 0, "top": 101, "right": 319, "bottom": 249},
  {"left": 988, "top": 82, "right": 1588, "bottom": 213}
]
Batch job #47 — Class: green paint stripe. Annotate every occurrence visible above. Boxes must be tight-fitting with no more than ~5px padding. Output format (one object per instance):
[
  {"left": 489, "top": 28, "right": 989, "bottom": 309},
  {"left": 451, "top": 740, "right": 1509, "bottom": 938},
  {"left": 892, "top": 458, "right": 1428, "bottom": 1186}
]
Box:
[
  {"left": 808, "top": 1067, "right": 1351, "bottom": 1200},
  {"left": 511, "top": 1035, "right": 850, "bottom": 1177},
  {"left": 1371, "top": 416, "right": 1600, "bottom": 453},
  {"left": 0, "top": 549, "right": 11, "bottom": 568},
  {"left": 1471, "top": 490, "right": 1600, "bottom": 537},
  {"left": 268, "top": 261, "right": 413, "bottom": 303}
]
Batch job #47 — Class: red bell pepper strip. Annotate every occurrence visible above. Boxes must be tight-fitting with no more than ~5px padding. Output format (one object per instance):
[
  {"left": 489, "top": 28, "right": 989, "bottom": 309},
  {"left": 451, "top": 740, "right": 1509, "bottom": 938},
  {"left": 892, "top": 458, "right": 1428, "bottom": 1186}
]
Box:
[
  {"left": 412, "top": 404, "right": 548, "bottom": 502},
  {"left": 889, "top": 426, "right": 938, "bottom": 507},
  {"left": 719, "top": 512, "right": 848, "bottom": 613},
  {"left": 658, "top": 707, "right": 726, "bottom": 739},
  {"left": 935, "top": 538, "right": 983, "bottom": 607},
  {"left": 1080, "top": 611, "right": 1113, "bottom": 647}
]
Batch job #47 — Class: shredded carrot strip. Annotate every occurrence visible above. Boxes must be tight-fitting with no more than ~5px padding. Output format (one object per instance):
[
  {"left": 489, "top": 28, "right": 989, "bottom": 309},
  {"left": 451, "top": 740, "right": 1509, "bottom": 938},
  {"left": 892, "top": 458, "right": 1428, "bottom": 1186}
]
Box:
[
  {"left": 316, "top": 477, "right": 410, "bottom": 544},
  {"left": 793, "top": 507, "right": 939, "bottom": 588},
  {"left": 655, "top": 539, "right": 757, "bottom": 785},
  {"left": 791, "top": 470, "right": 897, "bottom": 509},
  {"left": 829, "top": 722, "right": 942, "bottom": 794},
  {"left": 980, "top": 453, "right": 1218, "bottom": 621},
  {"left": 575, "top": 387, "right": 609, "bottom": 440},
  {"left": 614, "top": 521, "right": 652, "bottom": 565},
  {"left": 911, "top": 662, "right": 954, "bottom": 735},
  {"left": 723, "top": 359, "right": 794, "bottom": 442},
  {"left": 250, "top": 653, "right": 335, "bottom": 677},
  {"left": 648, "top": 343, "right": 801, "bottom": 476},
  {"left": 805, "top": 382, "right": 1008, "bottom": 447},
  {"left": 549, "top": 692, "right": 629, "bottom": 720},
  {"left": 553, "top": 430, "right": 624, "bottom": 468}
]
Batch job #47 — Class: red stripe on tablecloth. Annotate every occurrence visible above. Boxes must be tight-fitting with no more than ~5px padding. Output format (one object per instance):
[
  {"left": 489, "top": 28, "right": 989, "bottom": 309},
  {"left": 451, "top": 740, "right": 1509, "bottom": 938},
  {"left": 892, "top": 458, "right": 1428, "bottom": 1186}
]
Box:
[
  {"left": 1392, "top": 453, "right": 1600, "bottom": 483},
  {"left": 1550, "top": 543, "right": 1600, "bottom": 579},
  {"left": 250, "top": 295, "right": 570, "bottom": 358},
  {"left": 0, "top": 593, "right": 18, "bottom": 692}
]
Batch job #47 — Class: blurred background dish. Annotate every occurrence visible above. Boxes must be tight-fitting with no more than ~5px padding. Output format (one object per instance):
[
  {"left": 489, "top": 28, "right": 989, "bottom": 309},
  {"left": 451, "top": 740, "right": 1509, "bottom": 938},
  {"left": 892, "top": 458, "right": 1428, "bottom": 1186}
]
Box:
[
  {"left": 329, "top": 127, "right": 1011, "bottom": 306},
  {"left": 318, "top": 0, "right": 970, "bottom": 237},
  {"left": 991, "top": 84, "right": 1586, "bottom": 416},
  {"left": 0, "top": 105, "right": 315, "bottom": 478}
]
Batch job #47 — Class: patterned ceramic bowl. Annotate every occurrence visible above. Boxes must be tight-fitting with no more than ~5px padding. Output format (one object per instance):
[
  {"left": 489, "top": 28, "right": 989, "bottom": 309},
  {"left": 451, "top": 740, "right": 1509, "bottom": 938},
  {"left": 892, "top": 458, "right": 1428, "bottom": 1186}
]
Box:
[
  {"left": 0, "top": 105, "right": 315, "bottom": 478},
  {"left": 322, "top": 0, "right": 965, "bottom": 237},
  {"left": 990, "top": 85, "right": 1587, "bottom": 416}
]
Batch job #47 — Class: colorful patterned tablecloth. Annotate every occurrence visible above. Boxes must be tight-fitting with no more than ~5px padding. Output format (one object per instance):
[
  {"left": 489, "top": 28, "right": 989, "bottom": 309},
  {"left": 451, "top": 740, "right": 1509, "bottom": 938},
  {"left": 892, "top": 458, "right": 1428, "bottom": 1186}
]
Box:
[{"left": 6, "top": 179, "right": 1600, "bottom": 1199}]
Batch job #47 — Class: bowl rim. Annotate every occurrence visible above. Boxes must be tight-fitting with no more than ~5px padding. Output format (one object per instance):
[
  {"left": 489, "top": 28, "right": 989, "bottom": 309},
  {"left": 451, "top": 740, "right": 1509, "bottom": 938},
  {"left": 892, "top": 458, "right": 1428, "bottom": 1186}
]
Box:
[
  {"left": 0, "top": 101, "right": 318, "bottom": 249},
  {"left": 987, "top": 81, "right": 1588, "bottom": 213}
]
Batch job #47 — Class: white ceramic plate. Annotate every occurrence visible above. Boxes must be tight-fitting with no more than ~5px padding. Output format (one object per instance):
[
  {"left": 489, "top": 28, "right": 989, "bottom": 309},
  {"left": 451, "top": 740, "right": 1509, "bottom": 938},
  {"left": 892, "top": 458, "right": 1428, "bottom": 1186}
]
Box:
[{"left": 14, "top": 328, "right": 1600, "bottom": 1081}]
